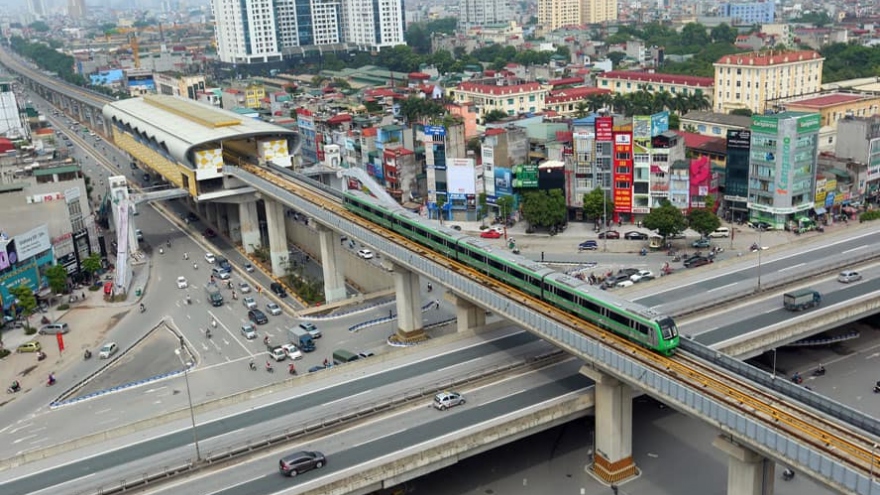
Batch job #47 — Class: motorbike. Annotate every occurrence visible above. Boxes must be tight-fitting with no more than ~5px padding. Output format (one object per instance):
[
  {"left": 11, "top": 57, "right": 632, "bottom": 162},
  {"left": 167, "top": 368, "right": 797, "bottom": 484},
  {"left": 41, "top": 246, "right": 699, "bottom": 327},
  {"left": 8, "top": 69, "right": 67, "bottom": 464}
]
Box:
[
  {"left": 84, "top": 349, "right": 92, "bottom": 360},
  {"left": 37, "top": 351, "right": 47, "bottom": 361},
  {"left": 7, "top": 382, "right": 21, "bottom": 394},
  {"left": 639, "top": 248, "right": 647, "bottom": 256},
  {"left": 206, "top": 328, "right": 212, "bottom": 339},
  {"left": 41, "top": 315, "right": 51, "bottom": 325},
  {"left": 193, "top": 263, "right": 198, "bottom": 270},
  {"left": 812, "top": 367, "right": 826, "bottom": 377},
  {"left": 159, "top": 248, "right": 164, "bottom": 255},
  {"left": 288, "top": 364, "right": 297, "bottom": 375},
  {"left": 782, "top": 469, "right": 795, "bottom": 481},
  {"left": 139, "top": 304, "right": 146, "bottom": 313},
  {"left": 672, "top": 255, "right": 681, "bottom": 262},
  {"left": 186, "top": 295, "right": 192, "bottom": 305},
  {"left": 47, "top": 375, "right": 56, "bottom": 387},
  {"left": 248, "top": 361, "right": 257, "bottom": 371},
  {"left": 791, "top": 373, "right": 803, "bottom": 385},
  {"left": 750, "top": 243, "right": 760, "bottom": 252},
  {"left": 265, "top": 363, "right": 274, "bottom": 373}
]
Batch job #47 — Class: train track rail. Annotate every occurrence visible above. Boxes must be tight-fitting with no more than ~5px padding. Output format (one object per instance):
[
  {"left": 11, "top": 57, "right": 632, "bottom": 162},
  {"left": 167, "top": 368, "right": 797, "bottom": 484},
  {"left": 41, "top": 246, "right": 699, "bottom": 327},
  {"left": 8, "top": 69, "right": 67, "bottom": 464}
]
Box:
[{"left": 239, "top": 162, "right": 880, "bottom": 485}]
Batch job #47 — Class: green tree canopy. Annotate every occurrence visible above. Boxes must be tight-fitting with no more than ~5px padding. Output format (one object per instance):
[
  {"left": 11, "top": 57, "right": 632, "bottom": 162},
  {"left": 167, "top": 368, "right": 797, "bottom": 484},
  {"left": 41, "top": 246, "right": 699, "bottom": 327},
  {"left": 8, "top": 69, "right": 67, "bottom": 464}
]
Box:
[
  {"left": 9, "top": 284, "right": 37, "bottom": 327},
  {"left": 483, "top": 109, "right": 509, "bottom": 123},
  {"left": 582, "top": 187, "right": 610, "bottom": 222},
  {"left": 521, "top": 190, "right": 566, "bottom": 228},
  {"left": 687, "top": 208, "right": 722, "bottom": 237},
  {"left": 642, "top": 200, "right": 688, "bottom": 238},
  {"left": 496, "top": 195, "right": 516, "bottom": 221},
  {"left": 29, "top": 21, "right": 50, "bottom": 32},
  {"left": 45, "top": 264, "right": 68, "bottom": 295},
  {"left": 730, "top": 108, "right": 753, "bottom": 117},
  {"left": 710, "top": 23, "right": 738, "bottom": 44},
  {"left": 405, "top": 18, "right": 457, "bottom": 54},
  {"left": 81, "top": 253, "right": 102, "bottom": 282}
]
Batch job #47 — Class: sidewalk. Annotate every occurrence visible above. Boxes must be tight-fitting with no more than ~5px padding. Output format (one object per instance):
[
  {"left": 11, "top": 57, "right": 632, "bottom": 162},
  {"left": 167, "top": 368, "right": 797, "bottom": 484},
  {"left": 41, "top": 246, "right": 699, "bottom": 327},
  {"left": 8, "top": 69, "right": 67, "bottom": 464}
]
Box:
[{"left": 0, "top": 262, "right": 151, "bottom": 393}]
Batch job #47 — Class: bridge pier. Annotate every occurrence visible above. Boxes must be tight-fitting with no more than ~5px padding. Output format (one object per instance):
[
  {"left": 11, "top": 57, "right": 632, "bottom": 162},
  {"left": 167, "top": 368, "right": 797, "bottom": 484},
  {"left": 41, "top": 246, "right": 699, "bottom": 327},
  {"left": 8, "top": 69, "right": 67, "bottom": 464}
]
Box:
[
  {"left": 238, "top": 200, "right": 260, "bottom": 254},
  {"left": 580, "top": 366, "right": 638, "bottom": 484},
  {"left": 392, "top": 263, "right": 427, "bottom": 342},
  {"left": 453, "top": 294, "right": 485, "bottom": 332},
  {"left": 713, "top": 436, "right": 775, "bottom": 495},
  {"left": 263, "top": 197, "right": 289, "bottom": 277},
  {"left": 317, "top": 226, "right": 346, "bottom": 303}
]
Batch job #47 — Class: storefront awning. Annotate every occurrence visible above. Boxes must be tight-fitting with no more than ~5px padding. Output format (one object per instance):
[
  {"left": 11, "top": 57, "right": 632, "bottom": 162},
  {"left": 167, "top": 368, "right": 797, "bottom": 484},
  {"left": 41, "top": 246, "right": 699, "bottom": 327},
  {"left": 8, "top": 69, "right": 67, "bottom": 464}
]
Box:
[{"left": 813, "top": 207, "right": 826, "bottom": 215}]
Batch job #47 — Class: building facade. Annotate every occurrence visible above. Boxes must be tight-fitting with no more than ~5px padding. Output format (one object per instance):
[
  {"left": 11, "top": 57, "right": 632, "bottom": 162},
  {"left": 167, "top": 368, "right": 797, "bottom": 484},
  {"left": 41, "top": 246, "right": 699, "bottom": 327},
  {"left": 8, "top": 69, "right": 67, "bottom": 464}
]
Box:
[
  {"left": 719, "top": 1, "right": 775, "bottom": 24},
  {"left": 423, "top": 124, "right": 470, "bottom": 220},
  {"left": 713, "top": 50, "right": 824, "bottom": 115},
  {"left": 537, "top": 0, "right": 581, "bottom": 32},
  {"left": 596, "top": 71, "right": 714, "bottom": 104},
  {"left": 154, "top": 74, "right": 207, "bottom": 100},
  {"left": 212, "top": 0, "right": 283, "bottom": 64},
  {"left": 581, "top": 0, "right": 617, "bottom": 24},
  {"left": 835, "top": 116, "right": 880, "bottom": 201},
  {"left": 342, "top": 0, "right": 403, "bottom": 50},
  {"left": 448, "top": 81, "right": 550, "bottom": 122},
  {"left": 458, "top": 0, "right": 514, "bottom": 28},
  {"left": 747, "top": 112, "right": 820, "bottom": 229}
]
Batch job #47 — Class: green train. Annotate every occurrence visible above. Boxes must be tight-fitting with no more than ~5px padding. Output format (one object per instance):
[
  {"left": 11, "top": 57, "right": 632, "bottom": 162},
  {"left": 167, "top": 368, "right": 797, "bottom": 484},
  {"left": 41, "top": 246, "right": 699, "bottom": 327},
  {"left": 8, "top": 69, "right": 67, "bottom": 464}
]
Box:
[{"left": 343, "top": 190, "right": 680, "bottom": 356}]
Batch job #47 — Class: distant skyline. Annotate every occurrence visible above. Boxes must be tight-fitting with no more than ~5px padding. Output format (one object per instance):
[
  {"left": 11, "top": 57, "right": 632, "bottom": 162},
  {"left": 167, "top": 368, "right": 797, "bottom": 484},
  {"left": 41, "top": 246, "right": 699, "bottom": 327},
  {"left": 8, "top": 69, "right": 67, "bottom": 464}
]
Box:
[{"left": 2, "top": 0, "right": 211, "bottom": 11}]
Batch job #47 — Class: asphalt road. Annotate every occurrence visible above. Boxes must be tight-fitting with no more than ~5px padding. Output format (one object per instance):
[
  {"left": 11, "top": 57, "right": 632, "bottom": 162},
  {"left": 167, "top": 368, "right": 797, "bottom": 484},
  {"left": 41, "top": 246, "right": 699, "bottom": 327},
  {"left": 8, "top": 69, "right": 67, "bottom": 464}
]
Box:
[{"left": 2, "top": 331, "right": 543, "bottom": 495}]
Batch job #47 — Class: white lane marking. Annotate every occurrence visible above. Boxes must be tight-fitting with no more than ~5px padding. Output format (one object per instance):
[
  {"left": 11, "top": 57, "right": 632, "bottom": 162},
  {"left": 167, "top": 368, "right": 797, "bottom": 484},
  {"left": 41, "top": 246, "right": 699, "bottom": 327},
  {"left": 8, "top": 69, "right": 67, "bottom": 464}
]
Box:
[
  {"left": 778, "top": 263, "right": 805, "bottom": 272},
  {"left": 843, "top": 245, "right": 867, "bottom": 254},
  {"left": 324, "top": 390, "right": 372, "bottom": 408},
  {"left": 13, "top": 434, "right": 36, "bottom": 444},
  {"left": 144, "top": 387, "right": 167, "bottom": 395},
  {"left": 708, "top": 282, "right": 738, "bottom": 293}
]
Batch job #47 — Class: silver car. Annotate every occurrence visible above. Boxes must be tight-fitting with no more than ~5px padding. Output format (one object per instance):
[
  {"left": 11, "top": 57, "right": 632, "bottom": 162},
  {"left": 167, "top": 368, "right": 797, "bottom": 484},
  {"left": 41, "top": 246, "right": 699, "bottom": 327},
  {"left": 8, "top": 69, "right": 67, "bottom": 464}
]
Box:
[
  {"left": 243, "top": 296, "right": 257, "bottom": 310},
  {"left": 266, "top": 302, "right": 282, "bottom": 316}
]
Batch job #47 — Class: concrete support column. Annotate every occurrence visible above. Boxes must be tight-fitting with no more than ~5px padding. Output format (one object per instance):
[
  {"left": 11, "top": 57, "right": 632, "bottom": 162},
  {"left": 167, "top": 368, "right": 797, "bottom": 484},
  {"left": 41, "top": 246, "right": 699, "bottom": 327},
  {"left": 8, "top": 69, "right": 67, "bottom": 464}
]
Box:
[
  {"left": 263, "top": 198, "right": 288, "bottom": 277},
  {"left": 454, "top": 294, "right": 485, "bottom": 332},
  {"left": 239, "top": 201, "right": 260, "bottom": 253},
  {"left": 317, "top": 226, "right": 346, "bottom": 303},
  {"left": 228, "top": 204, "right": 241, "bottom": 244},
  {"left": 217, "top": 203, "right": 229, "bottom": 237},
  {"left": 580, "top": 366, "right": 638, "bottom": 484},
  {"left": 392, "top": 263, "right": 426, "bottom": 341},
  {"left": 713, "top": 436, "right": 775, "bottom": 495},
  {"left": 205, "top": 201, "right": 217, "bottom": 226}
]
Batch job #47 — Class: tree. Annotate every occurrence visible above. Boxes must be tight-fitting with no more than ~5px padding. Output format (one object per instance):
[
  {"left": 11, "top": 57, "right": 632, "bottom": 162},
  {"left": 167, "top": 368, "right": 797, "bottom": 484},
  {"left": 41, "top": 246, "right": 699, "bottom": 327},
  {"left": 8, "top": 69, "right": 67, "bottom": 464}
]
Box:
[
  {"left": 687, "top": 208, "right": 721, "bottom": 238},
  {"left": 582, "top": 187, "right": 610, "bottom": 223},
  {"left": 574, "top": 101, "right": 589, "bottom": 118},
  {"left": 710, "top": 23, "right": 737, "bottom": 44},
  {"left": 496, "top": 195, "right": 516, "bottom": 222},
  {"left": 28, "top": 21, "right": 50, "bottom": 32},
  {"left": 642, "top": 200, "right": 688, "bottom": 239},
  {"left": 45, "top": 264, "right": 68, "bottom": 295},
  {"left": 9, "top": 284, "right": 37, "bottom": 329},
  {"left": 607, "top": 51, "right": 627, "bottom": 67},
  {"left": 81, "top": 253, "right": 102, "bottom": 283},
  {"left": 483, "top": 109, "right": 509, "bottom": 123},
  {"left": 521, "top": 190, "right": 566, "bottom": 228},
  {"left": 730, "top": 108, "right": 753, "bottom": 117}
]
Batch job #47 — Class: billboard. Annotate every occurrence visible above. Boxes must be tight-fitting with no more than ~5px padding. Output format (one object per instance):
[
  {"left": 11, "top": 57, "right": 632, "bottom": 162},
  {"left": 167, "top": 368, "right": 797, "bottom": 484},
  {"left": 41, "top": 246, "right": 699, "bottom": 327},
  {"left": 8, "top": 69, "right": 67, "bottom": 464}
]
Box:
[
  {"left": 751, "top": 115, "right": 778, "bottom": 133},
  {"left": 595, "top": 117, "right": 613, "bottom": 142},
  {"left": 633, "top": 116, "right": 650, "bottom": 139},
  {"left": 194, "top": 148, "right": 222, "bottom": 170},
  {"left": 494, "top": 167, "right": 513, "bottom": 196},
  {"left": 797, "top": 113, "right": 821, "bottom": 134},
  {"left": 726, "top": 129, "right": 751, "bottom": 149},
  {"left": 514, "top": 163, "right": 539, "bottom": 188},
  {"left": 424, "top": 125, "right": 446, "bottom": 137},
  {"left": 651, "top": 111, "right": 670, "bottom": 137},
  {"left": 15, "top": 225, "right": 51, "bottom": 260},
  {"left": 447, "top": 158, "right": 476, "bottom": 195},
  {"left": 612, "top": 130, "right": 633, "bottom": 214}
]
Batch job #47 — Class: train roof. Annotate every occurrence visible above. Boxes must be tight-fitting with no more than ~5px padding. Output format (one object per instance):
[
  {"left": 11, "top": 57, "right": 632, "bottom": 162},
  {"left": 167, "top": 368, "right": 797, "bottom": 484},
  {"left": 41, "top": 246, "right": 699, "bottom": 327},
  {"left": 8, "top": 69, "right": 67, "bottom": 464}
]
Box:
[
  {"left": 543, "top": 272, "right": 669, "bottom": 323},
  {"left": 459, "top": 236, "right": 556, "bottom": 276}
]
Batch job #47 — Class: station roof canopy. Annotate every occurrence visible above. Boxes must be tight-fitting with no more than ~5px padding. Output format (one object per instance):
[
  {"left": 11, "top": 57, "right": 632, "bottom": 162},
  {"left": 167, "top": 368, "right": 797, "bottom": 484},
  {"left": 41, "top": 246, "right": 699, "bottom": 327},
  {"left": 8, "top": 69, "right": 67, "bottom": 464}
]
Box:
[{"left": 102, "top": 95, "right": 297, "bottom": 167}]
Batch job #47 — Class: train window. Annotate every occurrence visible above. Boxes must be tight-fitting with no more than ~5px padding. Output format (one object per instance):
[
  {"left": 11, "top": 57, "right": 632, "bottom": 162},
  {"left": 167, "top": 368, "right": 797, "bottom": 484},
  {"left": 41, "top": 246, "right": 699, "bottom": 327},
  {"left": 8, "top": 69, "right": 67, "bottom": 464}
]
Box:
[
  {"left": 608, "top": 309, "right": 629, "bottom": 327},
  {"left": 658, "top": 318, "right": 678, "bottom": 339},
  {"left": 635, "top": 322, "right": 649, "bottom": 335},
  {"left": 578, "top": 295, "right": 601, "bottom": 314}
]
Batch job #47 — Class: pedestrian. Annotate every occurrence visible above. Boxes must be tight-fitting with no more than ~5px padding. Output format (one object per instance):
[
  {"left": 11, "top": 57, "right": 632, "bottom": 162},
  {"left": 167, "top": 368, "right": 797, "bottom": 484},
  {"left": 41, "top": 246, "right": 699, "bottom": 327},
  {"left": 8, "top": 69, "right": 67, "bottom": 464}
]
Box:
[
  {"left": 388, "top": 309, "right": 393, "bottom": 319},
  {"left": 541, "top": 251, "right": 545, "bottom": 262},
  {"left": 257, "top": 285, "right": 262, "bottom": 295},
  {"left": 434, "top": 300, "right": 440, "bottom": 310},
  {"left": 81, "top": 292, "right": 85, "bottom": 300}
]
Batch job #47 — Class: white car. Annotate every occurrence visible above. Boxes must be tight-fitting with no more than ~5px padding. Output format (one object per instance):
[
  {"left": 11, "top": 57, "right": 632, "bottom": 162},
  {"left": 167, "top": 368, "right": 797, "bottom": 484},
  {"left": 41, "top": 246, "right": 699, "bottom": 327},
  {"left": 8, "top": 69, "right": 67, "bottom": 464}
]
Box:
[
  {"left": 239, "top": 282, "right": 252, "bottom": 294},
  {"left": 630, "top": 270, "right": 653, "bottom": 283},
  {"left": 616, "top": 279, "right": 635, "bottom": 288},
  {"left": 176, "top": 276, "right": 188, "bottom": 289},
  {"left": 243, "top": 297, "right": 257, "bottom": 310},
  {"left": 205, "top": 253, "right": 216, "bottom": 264},
  {"left": 240, "top": 323, "right": 257, "bottom": 340},
  {"left": 357, "top": 249, "right": 374, "bottom": 259},
  {"left": 99, "top": 342, "right": 118, "bottom": 359},
  {"left": 281, "top": 343, "right": 302, "bottom": 360},
  {"left": 266, "top": 302, "right": 282, "bottom": 316}
]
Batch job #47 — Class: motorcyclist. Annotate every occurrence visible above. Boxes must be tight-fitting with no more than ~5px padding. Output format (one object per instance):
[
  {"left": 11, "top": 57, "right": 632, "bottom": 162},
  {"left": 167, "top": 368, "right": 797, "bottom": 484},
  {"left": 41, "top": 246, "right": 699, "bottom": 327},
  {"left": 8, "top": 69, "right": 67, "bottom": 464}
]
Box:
[
  {"left": 193, "top": 262, "right": 198, "bottom": 270},
  {"left": 84, "top": 349, "right": 91, "bottom": 359},
  {"left": 183, "top": 252, "right": 189, "bottom": 260},
  {"left": 206, "top": 328, "right": 212, "bottom": 339},
  {"left": 249, "top": 360, "right": 256, "bottom": 371},
  {"left": 139, "top": 303, "right": 145, "bottom": 312},
  {"left": 10, "top": 380, "right": 20, "bottom": 392},
  {"left": 263, "top": 335, "right": 270, "bottom": 345},
  {"left": 265, "top": 361, "right": 273, "bottom": 371},
  {"left": 47, "top": 373, "right": 56, "bottom": 386},
  {"left": 792, "top": 371, "right": 802, "bottom": 384},
  {"left": 186, "top": 294, "right": 192, "bottom": 305},
  {"left": 288, "top": 363, "right": 296, "bottom": 374}
]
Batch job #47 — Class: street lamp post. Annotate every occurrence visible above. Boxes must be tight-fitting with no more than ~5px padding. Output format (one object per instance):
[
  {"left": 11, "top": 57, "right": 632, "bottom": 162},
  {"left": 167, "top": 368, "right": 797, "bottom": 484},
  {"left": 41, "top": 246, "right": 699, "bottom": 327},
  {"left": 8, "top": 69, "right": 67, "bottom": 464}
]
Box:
[
  {"left": 177, "top": 336, "right": 201, "bottom": 462},
  {"left": 756, "top": 228, "right": 763, "bottom": 293}
]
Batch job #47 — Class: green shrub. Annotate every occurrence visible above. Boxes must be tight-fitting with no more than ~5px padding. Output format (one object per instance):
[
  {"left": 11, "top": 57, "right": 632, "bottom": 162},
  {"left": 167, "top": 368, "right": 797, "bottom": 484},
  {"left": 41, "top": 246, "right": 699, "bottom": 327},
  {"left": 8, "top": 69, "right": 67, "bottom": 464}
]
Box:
[
  {"left": 0, "top": 348, "right": 10, "bottom": 359},
  {"left": 859, "top": 210, "right": 880, "bottom": 223},
  {"left": 89, "top": 285, "right": 100, "bottom": 291},
  {"left": 24, "top": 326, "right": 37, "bottom": 335},
  {"left": 57, "top": 303, "right": 70, "bottom": 310}
]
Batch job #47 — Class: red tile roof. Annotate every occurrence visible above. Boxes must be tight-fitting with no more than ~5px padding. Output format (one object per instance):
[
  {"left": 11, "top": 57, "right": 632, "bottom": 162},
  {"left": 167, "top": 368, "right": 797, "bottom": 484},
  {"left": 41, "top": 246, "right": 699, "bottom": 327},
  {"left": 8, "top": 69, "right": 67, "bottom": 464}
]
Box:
[
  {"left": 716, "top": 50, "right": 822, "bottom": 66},
  {"left": 674, "top": 131, "right": 727, "bottom": 151},
  {"left": 549, "top": 76, "right": 584, "bottom": 87},
  {"left": 484, "top": 128, "right": 506, "bottom": 136},
  {"left": 786, "top": 93, "right": 867, "bottom": 108},
  {"left": 456, "top": 81, "right": 544, "bottom": 96},
  {"left": 545, "top": 87, "right": 611, "bottom": 104},
  {"left": 326, "top": 113, "right": 352, "bottom": 125},
  {"left": 598, "top": 71, "right": 714, "bottom": 88},
  {"left": 408, "top": 72, "right": 431, "bottom": 80}
]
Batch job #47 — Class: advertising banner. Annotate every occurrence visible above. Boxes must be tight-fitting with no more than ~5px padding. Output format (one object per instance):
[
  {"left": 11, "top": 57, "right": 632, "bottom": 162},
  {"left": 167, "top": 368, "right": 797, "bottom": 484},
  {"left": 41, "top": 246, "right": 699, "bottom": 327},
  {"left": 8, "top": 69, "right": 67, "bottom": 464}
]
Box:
[
  {"left": 424, "top": 125, "right": 446, "bottom": 137},
  {"left": 633, "top": 116, "right": 650, "bottom": 140},
  {"left": 726, "top": 129, "right": 751, "bottom": 149},
  {"left": 14, "top": 225, "right": 50, "bottom": 260},
  {"left": 651, "top": 111, "right": 670, "bottom": 137},
  {"left": 495, "top": 167, "right": 513, "bottom": 196},
  {"left": 751, "top": 115, "right": 778, "bottom": 133},
  {"left": 595, "top": 117, "right": 613, "bottom": 142},
  {"left": 514, "top": 163, "right": 539, "bottom": 188},
  {"left": 612, "top": 130, "right": 633, "bottom": 214},
  {"left": 796, "top": 113, "right": 821, "bottom": 134},
  {"left": 447, "top": 158, "right": 476, "bottom": 195}
]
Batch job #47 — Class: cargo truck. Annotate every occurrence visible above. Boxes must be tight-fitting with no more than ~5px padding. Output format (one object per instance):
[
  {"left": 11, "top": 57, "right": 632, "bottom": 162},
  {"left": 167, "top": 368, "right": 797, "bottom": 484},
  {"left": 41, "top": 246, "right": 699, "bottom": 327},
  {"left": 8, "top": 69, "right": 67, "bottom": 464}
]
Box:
[
  {"left": 288, "top": 326, "right": 315, "bottom": 352},
  {"left": 267, "top": 344, "right": 287, "bottom": 361},
  {"left": 332, "top": 349, "right": 359, "bottom": 365},
  {"left": 783, "top": 289, "right": 821, "bottom": 311},
  {"left": 205, "top": 282, "right": 224, "bottom": 307}
]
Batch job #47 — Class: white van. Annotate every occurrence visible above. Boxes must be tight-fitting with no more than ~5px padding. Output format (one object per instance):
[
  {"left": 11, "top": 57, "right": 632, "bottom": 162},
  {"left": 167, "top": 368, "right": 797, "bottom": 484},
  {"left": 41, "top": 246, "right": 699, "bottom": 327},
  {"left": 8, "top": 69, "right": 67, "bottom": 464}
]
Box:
[{"left": 708, "top": 227, "right": 730, "bottom": 238}]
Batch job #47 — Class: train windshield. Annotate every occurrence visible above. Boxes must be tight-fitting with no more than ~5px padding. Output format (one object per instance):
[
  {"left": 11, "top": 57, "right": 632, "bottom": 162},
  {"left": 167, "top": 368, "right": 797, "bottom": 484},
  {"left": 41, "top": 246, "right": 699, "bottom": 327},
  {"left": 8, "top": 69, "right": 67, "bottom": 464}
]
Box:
[{"left": 658, "top": 318, "right": 679, "bottom": 340}]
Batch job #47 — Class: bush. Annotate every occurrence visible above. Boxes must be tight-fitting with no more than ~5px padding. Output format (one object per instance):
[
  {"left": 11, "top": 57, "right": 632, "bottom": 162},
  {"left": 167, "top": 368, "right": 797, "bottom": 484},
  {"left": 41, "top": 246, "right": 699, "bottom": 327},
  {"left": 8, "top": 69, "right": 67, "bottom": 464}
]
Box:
[
  {"left": 89, "top": 285, "right": 101, "bottom": 291},
  {"left": 0, "top": 348, "right": 10, "bottom": 359},
  {"left": 24, "top": 326, "right": 37, "bottom": 335},
  {"left": 57, "top": 303, "right": 70, "bottom": 310},
  {"left": 859, "top": 210, "right": 880, "bottom": 223}
]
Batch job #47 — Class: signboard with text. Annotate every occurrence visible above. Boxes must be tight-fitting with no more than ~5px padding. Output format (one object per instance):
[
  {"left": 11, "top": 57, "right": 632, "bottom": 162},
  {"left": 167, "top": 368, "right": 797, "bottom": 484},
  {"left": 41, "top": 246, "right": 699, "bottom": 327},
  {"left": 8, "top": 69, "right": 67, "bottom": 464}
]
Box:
[
  {"left": 595, "top": 117, "right": 613, "bottom": 142},
  {"left": 751, "top": 115, "right": 778, "bottom": 133},
  {"left": 612, "top": 130, "right": 633, "bottom": 214}
]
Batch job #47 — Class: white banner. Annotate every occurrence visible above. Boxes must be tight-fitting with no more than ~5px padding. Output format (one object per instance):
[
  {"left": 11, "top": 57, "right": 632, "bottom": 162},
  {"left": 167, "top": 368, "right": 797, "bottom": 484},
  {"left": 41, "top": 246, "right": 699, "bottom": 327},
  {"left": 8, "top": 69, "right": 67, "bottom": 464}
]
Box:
[{"left": 14, "top": 224, "right": 51, "bottom": 260}]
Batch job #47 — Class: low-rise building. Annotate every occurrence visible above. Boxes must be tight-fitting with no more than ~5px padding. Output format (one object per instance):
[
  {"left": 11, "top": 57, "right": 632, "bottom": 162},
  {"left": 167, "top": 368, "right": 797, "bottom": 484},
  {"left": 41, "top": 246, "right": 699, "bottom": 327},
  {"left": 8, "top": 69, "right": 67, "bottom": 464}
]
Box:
[
  {"left": 448, "top": 79, "right": 550, "bottom": 122},
  {"left": 596, "top": 71, "right": 714, "bottom": 103},
  {"left": 544, "top": 87, "right": 611, "bottom": 116},
  {"left": 680, "top": 111, "right": 752, "bottom": 139},
  {"left": 783, "top": 93, "right": 880, "bottom": 151}
]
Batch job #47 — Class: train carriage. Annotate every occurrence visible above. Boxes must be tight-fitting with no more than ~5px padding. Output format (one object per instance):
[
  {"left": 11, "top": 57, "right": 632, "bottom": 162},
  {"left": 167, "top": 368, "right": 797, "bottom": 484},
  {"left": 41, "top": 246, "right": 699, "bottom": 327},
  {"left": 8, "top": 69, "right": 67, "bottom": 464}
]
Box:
[{"left": 456, "top": 237, "right": 554, "bottom": 300}]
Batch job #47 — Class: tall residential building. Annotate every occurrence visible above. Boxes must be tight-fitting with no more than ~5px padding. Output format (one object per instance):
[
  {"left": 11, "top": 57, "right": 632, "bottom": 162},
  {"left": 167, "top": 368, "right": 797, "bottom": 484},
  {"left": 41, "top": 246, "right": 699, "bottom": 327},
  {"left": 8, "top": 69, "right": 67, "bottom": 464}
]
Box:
[
  {"left": 68, "top": 0, "right": 86, "bottom": 18},
  {"left": 713, "top": 50, "right": 824, "bottom": 115},
  {"left": 341, "top": 0, "right": 404, "bottom": 50},
  {"left": 747, "top": 112, "right": 820, "bottom": 229},
  {"left": 27, "top": 0, "right": 46, "bottom": 17},
  {"left": 537, "top": 0, "right": 581, "bottom": 32},
  {"left": 581, "top": 0, "right": 617, "bottom": 24},
  {"left": 458, "top": 0, "right": 513, "bottom": 28},
  {"left": 719, "top": 1, "right": 775, "bottom": 25}
]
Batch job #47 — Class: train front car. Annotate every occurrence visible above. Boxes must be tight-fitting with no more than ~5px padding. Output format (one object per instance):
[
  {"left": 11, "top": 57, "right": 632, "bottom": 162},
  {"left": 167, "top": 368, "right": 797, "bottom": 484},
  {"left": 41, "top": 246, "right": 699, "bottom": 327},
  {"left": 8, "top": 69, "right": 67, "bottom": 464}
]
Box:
[{"left": 541, "top": 272, "right": 679, "bottom": 355}]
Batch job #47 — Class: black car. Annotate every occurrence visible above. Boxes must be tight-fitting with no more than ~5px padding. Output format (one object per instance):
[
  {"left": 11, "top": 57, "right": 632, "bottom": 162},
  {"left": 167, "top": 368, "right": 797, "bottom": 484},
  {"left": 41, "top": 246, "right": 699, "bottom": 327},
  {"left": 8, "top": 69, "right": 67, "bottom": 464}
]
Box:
[
  {"left": 248, "top": 309, "right": 268, "bottom": 325},
  {"left": 270, "top": 282, "right": 288, "bottom": 298},
  {"left": 279, "top": 450, "right": 326, "bottom": 477},
  {"left": 684, "top": 256, "right": 712, "bottom": 268},
  {"left": 598, "top": 230, "right": 620, "bottom": 239},
  {"left": 624, "top": 231, "right": 649, "bottom": 240},
  {"left": 751, "top": 221, "right": 772, "bottom": 231},
  {"left": 203, "top": 228, "right": 217, "bottom": 239}
]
